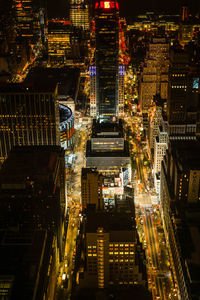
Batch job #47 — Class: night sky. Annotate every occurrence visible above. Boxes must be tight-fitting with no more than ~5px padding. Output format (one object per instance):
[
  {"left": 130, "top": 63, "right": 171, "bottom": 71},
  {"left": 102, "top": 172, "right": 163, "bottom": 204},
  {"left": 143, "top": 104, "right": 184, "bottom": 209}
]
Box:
[{"left": 47, "top": 0, "right": 200, "bottom": 19}]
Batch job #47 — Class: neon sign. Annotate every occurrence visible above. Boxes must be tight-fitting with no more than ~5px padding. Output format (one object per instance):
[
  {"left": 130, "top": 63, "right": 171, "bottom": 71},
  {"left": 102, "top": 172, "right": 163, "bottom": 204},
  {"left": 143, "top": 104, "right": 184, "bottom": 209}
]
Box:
[
  {"left": 104, "top": 1, "right": 110, "bottom": 8},
  {"left": 97, "top": 1, "right": 119, "bottom": 10}
]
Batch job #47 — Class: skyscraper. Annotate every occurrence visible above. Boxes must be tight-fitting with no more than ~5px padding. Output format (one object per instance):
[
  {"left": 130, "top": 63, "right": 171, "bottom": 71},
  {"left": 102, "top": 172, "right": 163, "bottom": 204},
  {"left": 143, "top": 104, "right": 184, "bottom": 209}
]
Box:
[
  {"left": 69, "top": 0, "right": 89, "bottom": 30},
  {"left": 139, "top": 37, "right": 169, "bottom": 112},
  {"left": 14, "top": 0, "right": 34, "bottom": 41},
  {"left": 167, "top": 46, "right": 200, "bottom": 139},
  {"left": 95, "top": 0, "right": 119, "bottom": 122},
  {"left": 0, "top": 83, "right": 60, "bottom": 163},
  {"left": 160, "top": 140, "right": 200, "bottom": 300},
  {"left": 48, "top": 19, "right": 71, "bottom": 64},
  {"left": 0, "top": 145, "right": 66, "bottom": 299}
]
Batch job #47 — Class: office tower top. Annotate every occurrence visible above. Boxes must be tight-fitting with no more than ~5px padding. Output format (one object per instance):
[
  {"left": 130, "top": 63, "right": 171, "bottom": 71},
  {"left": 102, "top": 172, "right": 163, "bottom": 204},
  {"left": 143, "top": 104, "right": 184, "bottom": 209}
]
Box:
[
  {"left": 47, "top": 19, "right": 71, "bottom": 65},
  {"left": 167, "top": 46, "right": 200, "bottom": 139},
  {"left": 14, "top": 0, "right": 34, "bottom": 41},
  {"left": 0, "top": 82, "right": 60, "bottom": 163},
  {"left": 70, "top": 0, "right": 89, "bottom": 30},
  {"left": 95, "top": 0, "right": 119, "bottom": 123}
]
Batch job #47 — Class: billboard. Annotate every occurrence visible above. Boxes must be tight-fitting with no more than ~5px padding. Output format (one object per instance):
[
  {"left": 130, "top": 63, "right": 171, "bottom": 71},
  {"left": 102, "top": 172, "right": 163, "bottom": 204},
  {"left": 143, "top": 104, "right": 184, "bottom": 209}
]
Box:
[{"left": 188, "top": 170, "right": 200, "bottom": 203}]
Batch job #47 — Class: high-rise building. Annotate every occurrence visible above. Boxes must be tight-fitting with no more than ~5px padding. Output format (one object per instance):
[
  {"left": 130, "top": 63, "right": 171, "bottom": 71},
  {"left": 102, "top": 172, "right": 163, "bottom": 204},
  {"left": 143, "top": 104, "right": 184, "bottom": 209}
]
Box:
[
  {"left": 0, "top": 145, "right": 66, "bottom": 299},
  {"left": 89, "top": 65, "right": 96, "bottom": 117},
  {"left": 147, "top": 96, "right": 168, "bottom": 198},
  {"left": 167, "top": 48, "right": 189, "bottom": 126},
  {"left": 78, "top": 197, "right": 147, "bottom": 289},
  {"left": 13, "top": 0, "right": 48, "bottom": 45},
  {"left": 167, "top": 47, "right": 200, "bottom": 139},
  {"left": 81, "top": 168, "right": 103, "bottom": 209},
  {"left": 14, "top": 0, "right": 34, "bottom": 41},
  {"left": 139, "top": 37, "right": 169, "bottom": 112},
  {"left": 86, "top": 120, "right": 131, "bottom": 174},
  {"left": 90, "top": 64, "right": 125, "bottom": 118},
  {"left": 148, "top": 97, "right": 165, "bottom": 151},
  {"left": 118, "top": 65, "right": 125, "bottom": 116},
  {"left": 48, "top": 20, "right": 71, "bottom": 64},
  {"left": 69, "top": 0, "right": 89, "bottom": 30},
  {"left": 160, "top": 140, "right": 200, "bottom": 300},
  {"left": 0, "top": 83, "right": 60, "bottom": 163},
  {"left": 154, "top": 120, "right": 168, "bottom": 197},
  {"left": 95, "top": 0, "right": 119, "bottom": 122}
]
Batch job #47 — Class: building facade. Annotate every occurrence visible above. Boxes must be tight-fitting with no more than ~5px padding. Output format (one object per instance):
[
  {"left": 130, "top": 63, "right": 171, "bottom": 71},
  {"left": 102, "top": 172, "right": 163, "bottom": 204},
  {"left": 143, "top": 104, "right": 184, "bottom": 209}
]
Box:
[
  {"left": 81, "top": 168, "right": 103, "bottom": 209},
  {"left": 69, "top": 0, "right": 89, "bottom": 30},
  {"left": 0, "top": 145, "right": 66, "bottom": 299},
  {"left": 0, "top": 84, "right": 60, "bottom": 163},
  {"left": 89, "top": 65, "right": 96, "bottom": 117},
  {"left": 59, "top": 104, "right": 75, "bottom": 150},
  {"left": 95, "top": 0, "right": 119, "bottom": 122},
  {"left": 139, "top": 37, "right": 169, "bottom": 112},
  {"left": 118, "top": 64, "right": 125, "bottom": 116},
  {"left": 167, "top": 47, "right": 200, "bottom": 140},
  {"left": 48, "top": 20, "right": 71, "bottom": 64},
  {"left": 79, "top": 199, "right": 147, "bottom": 289},
  {"left": 14, "top": 0, "right": 34, "bottom": 41},
  {"left": 90, "top": 64, "right": 124, "bottom": 118},
  {"left": 160, "top": 140, "right": 200, "bottom": 300}
]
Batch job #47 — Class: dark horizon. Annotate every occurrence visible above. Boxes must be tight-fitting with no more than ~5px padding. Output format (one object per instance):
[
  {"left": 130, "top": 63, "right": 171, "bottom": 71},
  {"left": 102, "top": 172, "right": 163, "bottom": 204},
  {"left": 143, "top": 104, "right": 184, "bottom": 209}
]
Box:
[{"left": 46, "top": 0, "right": 200, "bottom": 20}]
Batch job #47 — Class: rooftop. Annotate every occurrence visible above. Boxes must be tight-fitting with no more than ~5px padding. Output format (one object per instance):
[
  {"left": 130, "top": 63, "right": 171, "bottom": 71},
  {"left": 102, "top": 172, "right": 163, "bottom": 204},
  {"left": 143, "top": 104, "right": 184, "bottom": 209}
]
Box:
[
  {"left": 92, "top": 119, "right": 124, "bottom": 138},
  {"left": 170, "top": 140, "right": 200, "bottom": 170},
  {"left": 0, "top": 146, "right": 64, "bottom": 184},
  {"left": 85, "top": 197, "right": 136, "bottom": 235},
  {"left": 86, "top": 140, "right": 130, "bottom": 157},
  {"left": 72, "top": 286, "right": 152, "bottom": 300},
  {"left": 24, "top": 67, "right": 80, "bottom": 98},
  {"left": 82, "top": 168, "right": 99, "bottom": 179},
  {"left": 85, "top": 211, "right": 135, "bottom": 237},
  {"left": 0, "top": 82, "right": 57, "bottom": 93}
]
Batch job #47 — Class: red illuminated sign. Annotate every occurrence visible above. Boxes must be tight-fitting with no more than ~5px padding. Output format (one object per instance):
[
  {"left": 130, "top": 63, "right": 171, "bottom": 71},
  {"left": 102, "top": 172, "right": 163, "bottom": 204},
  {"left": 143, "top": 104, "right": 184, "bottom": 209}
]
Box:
[
  {"left": 104, "top": 1, "right": 110, "bottom": 8},
  {"left": 97, "top": 1, "right": 119, "bottom": 10}
]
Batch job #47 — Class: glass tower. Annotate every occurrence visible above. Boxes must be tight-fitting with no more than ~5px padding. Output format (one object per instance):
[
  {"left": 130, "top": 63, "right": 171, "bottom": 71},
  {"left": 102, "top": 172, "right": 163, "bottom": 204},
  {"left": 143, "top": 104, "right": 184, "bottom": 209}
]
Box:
[{"left": 95, "top": 0, "right": 119, "bottom": 123}]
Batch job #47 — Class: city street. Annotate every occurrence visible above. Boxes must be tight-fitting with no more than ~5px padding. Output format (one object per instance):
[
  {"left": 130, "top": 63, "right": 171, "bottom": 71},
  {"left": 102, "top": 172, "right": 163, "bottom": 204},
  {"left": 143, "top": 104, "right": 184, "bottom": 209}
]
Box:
[
  {"left": 56, "top": 124, "right": 88, "bottom": 299},
  {"left": 125, "top": 67, "right": 178, "bottom": 300}
]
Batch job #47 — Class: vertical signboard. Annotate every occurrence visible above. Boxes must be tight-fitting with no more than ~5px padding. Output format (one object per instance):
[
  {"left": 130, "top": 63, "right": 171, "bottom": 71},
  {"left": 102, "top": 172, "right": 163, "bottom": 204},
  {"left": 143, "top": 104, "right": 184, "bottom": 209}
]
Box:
[{"left": 188, "top": 170, "right": 200, "bottom": 203}]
